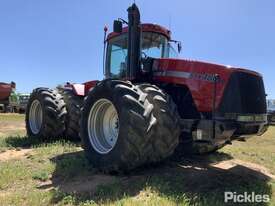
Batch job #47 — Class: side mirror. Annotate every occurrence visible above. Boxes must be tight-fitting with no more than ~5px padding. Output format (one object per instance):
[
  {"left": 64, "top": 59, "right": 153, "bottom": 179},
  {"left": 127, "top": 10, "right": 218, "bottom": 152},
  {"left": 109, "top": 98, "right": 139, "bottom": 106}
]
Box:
[
  {"left": 113, "top": 20, "right": 123, "bottom": 33},
  {"left": 177, "top": 42, "right": 182, "bottom": 53}
]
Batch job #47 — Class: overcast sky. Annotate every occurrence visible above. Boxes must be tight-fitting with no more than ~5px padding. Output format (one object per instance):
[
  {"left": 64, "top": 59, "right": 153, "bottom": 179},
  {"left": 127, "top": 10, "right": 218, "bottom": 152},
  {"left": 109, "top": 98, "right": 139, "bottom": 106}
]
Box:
[{"left": 0, "top": 0, "right": 275, "bottom": 97}]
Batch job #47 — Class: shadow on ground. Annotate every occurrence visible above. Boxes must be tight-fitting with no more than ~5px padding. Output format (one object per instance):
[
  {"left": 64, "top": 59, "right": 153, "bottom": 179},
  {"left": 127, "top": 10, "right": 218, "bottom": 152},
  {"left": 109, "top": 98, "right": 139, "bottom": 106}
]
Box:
[{"left": 37, "top": 151, "right": 273, "bottom": 206}]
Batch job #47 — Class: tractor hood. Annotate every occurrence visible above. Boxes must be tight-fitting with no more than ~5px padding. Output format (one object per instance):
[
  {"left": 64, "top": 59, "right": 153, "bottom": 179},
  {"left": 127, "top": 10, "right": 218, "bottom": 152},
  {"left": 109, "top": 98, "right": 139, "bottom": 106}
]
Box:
[
  {"left": 152, "top": 58, "right": 262, "bottom": 80},
  {"left": 152, "top": 58, "right": 265, "bottom": 113}
]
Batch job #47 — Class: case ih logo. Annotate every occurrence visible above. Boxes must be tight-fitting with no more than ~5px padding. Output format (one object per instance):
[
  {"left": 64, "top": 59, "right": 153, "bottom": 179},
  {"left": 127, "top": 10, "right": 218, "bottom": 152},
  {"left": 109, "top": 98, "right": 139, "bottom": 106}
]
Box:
[
  {"left": 190, "top": 72, "right": 223, "bottom": 83},
  {"left": 154, "top": 70, "right": 224, "bottom": 83}
]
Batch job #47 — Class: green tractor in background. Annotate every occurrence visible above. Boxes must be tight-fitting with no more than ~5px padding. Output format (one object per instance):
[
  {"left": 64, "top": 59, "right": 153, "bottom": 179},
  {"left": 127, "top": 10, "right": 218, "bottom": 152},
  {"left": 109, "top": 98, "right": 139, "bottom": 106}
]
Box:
[
  {"left": 8, "top": 92, "right": 30, "bottom": 113},
  {"left": 8, "top": 91, "right": 19, "bottom": 112},
  {"left": 18, "top": 94, "right": 30, "bottom": 113}
]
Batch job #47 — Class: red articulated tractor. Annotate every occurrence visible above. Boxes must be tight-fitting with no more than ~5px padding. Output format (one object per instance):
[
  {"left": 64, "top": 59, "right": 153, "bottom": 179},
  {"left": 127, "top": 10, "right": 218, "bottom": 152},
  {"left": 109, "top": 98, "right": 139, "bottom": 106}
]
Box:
[{"left": 26, "top": 4, "right": 268, "bottom": 172}]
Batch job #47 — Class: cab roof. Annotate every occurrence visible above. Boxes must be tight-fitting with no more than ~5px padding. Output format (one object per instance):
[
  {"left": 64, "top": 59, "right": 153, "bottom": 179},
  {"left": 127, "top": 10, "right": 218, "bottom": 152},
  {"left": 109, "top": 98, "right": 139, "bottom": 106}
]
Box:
[{"left": 107, "top": 23, "right": 171, "bottom": 41}]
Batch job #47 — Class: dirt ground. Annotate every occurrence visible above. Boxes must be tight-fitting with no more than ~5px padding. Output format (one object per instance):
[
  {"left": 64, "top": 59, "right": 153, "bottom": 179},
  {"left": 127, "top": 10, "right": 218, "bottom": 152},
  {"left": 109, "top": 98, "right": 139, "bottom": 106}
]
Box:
[
  {"left": 0, "top": 147, "right": 274, "bottom": 195},
  {"left": 0, "top": 114, "right": 274, "bottom": 205},
  {"left": 0, "top": 114, "right": 25, "bottom": 136},
  {"left": 38, "top": 157, "right": 275, "bottom": 195},
  {"left": 0, "top": 148, "right": 33, "bottom": 161}
]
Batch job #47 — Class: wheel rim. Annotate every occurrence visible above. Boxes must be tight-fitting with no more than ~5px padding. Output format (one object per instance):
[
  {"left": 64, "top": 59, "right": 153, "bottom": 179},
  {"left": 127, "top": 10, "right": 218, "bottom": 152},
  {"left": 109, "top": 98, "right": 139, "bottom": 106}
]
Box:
[
  {"left": 88, "top": 98, "right": 119, "bottom": 154},
  {"left": 29, "top": 100, "right": 43, "bottom": 135}
]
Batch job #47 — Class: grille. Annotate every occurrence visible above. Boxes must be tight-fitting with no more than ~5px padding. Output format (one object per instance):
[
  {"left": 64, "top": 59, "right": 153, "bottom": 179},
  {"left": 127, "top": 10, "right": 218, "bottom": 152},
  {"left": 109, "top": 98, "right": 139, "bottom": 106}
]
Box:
[{"left": 218, "top": 71, "right": 266, "bottom": 115}]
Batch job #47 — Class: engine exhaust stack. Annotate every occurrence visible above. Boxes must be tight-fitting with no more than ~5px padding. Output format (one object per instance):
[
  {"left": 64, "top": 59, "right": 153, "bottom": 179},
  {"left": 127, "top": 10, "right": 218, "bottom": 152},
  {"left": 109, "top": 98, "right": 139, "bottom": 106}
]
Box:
[{"left": 127, "top": 3, "right": 141, "bottom": 80}]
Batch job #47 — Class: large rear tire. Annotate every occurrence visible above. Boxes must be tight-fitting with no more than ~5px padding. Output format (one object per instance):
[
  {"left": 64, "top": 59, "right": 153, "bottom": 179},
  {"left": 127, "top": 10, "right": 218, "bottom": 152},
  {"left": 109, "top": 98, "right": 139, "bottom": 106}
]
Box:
[
  {"left": 80, "top": 80, "right": 181, "bottom": 172},
  {"left": 61, "top": 89, "right": 83, "bottom": 140},
  {"left": 26, "top": 88, "right": 67, "bottom": 139}
]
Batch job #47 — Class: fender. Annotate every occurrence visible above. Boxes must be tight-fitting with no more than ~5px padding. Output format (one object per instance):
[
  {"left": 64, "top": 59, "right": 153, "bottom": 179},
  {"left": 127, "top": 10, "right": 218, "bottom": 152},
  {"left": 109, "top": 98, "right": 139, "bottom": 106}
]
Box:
[
  {"left": 68, "top": 80, "right": 99, "bottom": 97},
  {"left": 71, "top": 84, "right": 85, "bottom": 96}
]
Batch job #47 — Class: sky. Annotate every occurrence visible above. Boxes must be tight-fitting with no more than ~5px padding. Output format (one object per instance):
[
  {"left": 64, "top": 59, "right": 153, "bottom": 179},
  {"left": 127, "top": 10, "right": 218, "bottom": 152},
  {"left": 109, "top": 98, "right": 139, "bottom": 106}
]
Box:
[{"left": 0, "top": 0, "right": 275, "bottom": 97}]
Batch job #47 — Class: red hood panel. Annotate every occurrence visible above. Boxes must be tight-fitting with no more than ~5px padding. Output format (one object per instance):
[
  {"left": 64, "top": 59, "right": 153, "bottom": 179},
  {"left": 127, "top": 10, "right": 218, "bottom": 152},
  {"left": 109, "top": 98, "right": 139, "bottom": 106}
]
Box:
[
  {"left": 154, "top": 59, "right": 261, "bottom": 77},
  {"left": 153, "top": 59, "right": 262, "bottom": 112}
]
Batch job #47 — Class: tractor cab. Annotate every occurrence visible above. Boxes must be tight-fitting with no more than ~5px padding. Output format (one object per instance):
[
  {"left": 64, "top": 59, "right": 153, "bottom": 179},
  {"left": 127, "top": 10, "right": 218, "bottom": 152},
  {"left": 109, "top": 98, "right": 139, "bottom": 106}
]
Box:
[{"left": 105, "top": 24, "right": 179, "bottom": 79}]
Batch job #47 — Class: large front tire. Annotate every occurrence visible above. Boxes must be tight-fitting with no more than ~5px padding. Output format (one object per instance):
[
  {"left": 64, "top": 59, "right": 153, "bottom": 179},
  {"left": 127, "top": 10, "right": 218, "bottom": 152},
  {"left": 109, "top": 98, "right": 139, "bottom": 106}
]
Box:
[
  {"left": 80, "top": 80, "right": 181, "bottom": 172},
  {"left": 26, "top": 88, "right": 67, "bottom": 139},
  {"left": 137, "top": 84, "right": 181, "bottom": 161}
]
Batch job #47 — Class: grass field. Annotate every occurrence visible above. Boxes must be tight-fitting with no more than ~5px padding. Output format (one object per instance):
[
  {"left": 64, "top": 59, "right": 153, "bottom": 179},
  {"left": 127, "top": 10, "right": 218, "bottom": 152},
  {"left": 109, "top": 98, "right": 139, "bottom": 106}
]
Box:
[{"left": 0, "top": 114, "right": 275, "bottom": 206}]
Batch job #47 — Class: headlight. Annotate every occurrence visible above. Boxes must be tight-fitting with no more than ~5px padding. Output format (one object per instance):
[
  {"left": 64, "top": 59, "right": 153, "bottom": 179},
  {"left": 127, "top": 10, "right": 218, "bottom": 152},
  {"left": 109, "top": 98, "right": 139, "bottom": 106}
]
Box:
[
  {"left": 237, "top": 115, "right": 254, "bottom": 122},
  {"left": 255, "top": 115, "right": 267, "bottom": 122},
  {"left": 237, "top": 115, "right": 267, "bottom": 122}
]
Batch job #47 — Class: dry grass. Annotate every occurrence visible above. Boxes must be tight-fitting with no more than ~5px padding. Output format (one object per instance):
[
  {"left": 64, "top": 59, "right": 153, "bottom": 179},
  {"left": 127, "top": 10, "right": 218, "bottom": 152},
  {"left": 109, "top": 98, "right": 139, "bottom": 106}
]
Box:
[{"left": 0, "top": 113, "right": 274, "bottom": 206}]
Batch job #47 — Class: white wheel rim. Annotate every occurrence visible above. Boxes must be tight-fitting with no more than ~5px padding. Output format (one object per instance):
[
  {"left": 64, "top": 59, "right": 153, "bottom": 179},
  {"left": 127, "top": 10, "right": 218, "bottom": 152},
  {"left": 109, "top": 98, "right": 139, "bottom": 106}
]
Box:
[
  {"left": 88, "top": 98, "right": 119, "bottom": 154},
  {"left": 29, "top": 100, "right": 43, "bottom": 134}
]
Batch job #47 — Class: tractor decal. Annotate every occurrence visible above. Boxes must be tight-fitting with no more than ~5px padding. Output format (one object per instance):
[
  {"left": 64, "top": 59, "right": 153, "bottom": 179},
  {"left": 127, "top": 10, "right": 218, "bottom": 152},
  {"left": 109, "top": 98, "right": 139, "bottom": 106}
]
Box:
[{"left": 154, "top": 70, "right": 224, "bottom": 83}]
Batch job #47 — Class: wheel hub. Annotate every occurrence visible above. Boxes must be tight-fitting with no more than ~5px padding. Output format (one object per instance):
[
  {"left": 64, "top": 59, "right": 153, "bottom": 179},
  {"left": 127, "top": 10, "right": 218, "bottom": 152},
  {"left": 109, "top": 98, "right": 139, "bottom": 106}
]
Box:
[
  {"left": 88, "top": 98, "right": 119, "bottom": 154},
  {"left": 29, "top": 100, "right": 43, "bottom": 134}
]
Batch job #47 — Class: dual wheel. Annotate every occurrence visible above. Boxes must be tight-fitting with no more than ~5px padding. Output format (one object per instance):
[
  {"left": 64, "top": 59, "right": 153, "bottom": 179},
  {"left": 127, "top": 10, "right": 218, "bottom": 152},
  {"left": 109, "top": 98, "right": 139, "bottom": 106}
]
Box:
[{"left": 26, "top": 80, "right": 181, "bottom": 172}]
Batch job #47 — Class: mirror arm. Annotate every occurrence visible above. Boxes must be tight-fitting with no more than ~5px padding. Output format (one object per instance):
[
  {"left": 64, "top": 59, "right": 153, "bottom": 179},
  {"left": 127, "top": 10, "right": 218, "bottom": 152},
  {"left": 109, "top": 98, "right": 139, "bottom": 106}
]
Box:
[
  {"left": 169, "top": 39, "right": 182, "bottom": 53},
  {"left": 118, "top": 18, "right": 128, "bottom": 25},
  {"left": 169, "top": 39, "right": 180, "bottom": 44}
]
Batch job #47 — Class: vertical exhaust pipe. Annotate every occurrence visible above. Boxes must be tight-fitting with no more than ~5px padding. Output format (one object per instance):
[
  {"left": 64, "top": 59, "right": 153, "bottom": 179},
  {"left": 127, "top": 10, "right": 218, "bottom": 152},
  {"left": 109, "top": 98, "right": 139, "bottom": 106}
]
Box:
[{"left": 127, "top": 3, "right": 141, "bottom": 80}]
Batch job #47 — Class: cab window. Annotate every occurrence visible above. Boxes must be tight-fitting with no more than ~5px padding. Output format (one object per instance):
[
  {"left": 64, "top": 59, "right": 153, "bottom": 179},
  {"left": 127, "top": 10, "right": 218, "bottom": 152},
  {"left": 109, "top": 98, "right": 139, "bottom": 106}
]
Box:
[
  {"left": 106, "top": 32, "right": 178, "bottom": 78},
  {"left": 106, "top": 34, "right": 128, "bottom": 78}
]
